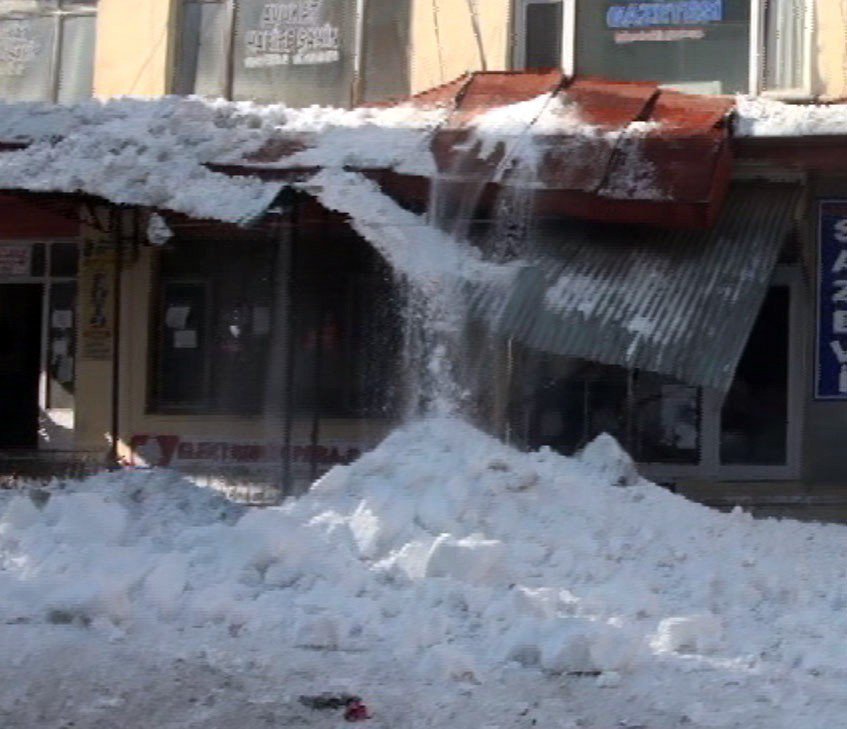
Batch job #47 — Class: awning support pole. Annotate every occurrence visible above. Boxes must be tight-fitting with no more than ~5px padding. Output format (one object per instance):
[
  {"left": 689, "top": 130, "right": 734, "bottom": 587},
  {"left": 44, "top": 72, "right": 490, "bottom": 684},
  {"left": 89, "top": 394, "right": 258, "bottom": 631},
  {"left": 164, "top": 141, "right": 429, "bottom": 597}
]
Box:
[
  {"left": 281, "top": 197, "right": 300, "bottom": 496},
  {"left": 107, "top": 207, "right": 124, "bottom": 469}
]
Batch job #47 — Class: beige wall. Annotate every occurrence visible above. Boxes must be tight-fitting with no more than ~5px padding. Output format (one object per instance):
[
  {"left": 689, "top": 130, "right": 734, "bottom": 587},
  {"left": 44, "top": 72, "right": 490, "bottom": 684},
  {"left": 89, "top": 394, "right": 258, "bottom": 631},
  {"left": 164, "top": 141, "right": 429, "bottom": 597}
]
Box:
[
  {"left": 813, "top": 0, "right": 847, "bottom": 100},
  {"left": 84, "top": 0, "right": 847, "bottom": 102},
  {"left": 74, "top": 206, "right": 116, "bottom": 456},
  {"left": 93, "top": 0, "right": 177, "bottom": 98},
  {"left": 409, "top": 0, "right": 511, "bottom": 93}
]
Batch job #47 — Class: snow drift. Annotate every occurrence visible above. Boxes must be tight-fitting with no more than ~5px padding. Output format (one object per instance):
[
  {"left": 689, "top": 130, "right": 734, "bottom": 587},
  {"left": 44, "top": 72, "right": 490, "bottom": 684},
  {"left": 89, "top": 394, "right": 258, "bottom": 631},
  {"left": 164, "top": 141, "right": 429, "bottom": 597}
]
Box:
[{"left": 2, "top": 418, "right": 847, "bottom": 727}]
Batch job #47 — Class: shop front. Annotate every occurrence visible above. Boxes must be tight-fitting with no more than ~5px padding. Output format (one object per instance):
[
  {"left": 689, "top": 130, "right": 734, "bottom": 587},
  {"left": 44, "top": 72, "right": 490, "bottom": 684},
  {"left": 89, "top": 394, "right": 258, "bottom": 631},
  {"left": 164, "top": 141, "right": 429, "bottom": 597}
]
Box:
[
  {"left": 0, "top": 196, "right": 80, "bottom": 468},
  {"left": 119, "top": 198, "right": 403, "bottom": 499},
  {"left": 489, "top": 182, "right": 808, "bottom": 490}
]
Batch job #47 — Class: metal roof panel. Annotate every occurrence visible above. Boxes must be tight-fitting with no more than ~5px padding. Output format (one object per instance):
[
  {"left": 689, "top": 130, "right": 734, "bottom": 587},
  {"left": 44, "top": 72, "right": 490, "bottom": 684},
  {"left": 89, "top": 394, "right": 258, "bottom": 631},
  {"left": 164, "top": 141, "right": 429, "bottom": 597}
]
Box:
[{"left": 472, "top": 183, "right": 802, "bottom": 392}]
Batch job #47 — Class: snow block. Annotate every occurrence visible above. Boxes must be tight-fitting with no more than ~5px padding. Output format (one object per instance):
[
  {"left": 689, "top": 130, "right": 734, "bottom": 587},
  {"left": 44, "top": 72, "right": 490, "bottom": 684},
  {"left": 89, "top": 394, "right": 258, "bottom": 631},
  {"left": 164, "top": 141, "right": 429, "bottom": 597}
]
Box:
[
  {"left": 651, "top": 614, "right": 723, "bottom": 655},
  {"left": 424, "top": 533, "right": 507, "bottom": 584},
  {"left": 577, "top": 433, "right": 640, "bottom": 487}
]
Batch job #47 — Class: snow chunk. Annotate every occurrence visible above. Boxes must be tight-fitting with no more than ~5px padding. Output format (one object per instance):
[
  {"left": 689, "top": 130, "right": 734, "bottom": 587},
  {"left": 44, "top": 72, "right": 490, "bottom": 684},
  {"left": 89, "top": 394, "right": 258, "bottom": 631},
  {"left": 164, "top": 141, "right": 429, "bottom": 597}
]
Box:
[
  {"left": 577, "top": 433, "right": 640, "bottom": 487},
  {"left": 146, "top": 213, "right": 173, "bottom": 246},
  {"left": 424, "top": 533, "right": 508, "bottom": 585},
  {"left": 651, "top": 614, "right": 723, "bottom": 655}
]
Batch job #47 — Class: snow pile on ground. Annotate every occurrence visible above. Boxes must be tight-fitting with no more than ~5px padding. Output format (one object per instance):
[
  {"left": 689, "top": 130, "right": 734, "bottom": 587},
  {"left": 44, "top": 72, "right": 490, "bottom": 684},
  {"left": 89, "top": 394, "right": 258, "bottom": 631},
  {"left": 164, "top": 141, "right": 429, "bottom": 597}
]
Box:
[
  {"left": 0, "top": 96, "right": 447, "bottom": 222},
  {"left": 2, "top": 418, "right": 847, "bottom": 727},
  {"left": 735, "top": 95, "right": 847, "bottom": 136}
]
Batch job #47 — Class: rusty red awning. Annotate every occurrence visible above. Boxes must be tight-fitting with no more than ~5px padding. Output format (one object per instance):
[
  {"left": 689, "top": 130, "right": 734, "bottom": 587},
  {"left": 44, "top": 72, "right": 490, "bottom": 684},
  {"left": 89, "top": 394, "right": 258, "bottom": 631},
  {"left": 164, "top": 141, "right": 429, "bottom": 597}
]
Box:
[{"left": 424, "top": 71, "right": 734, "bottom": 229}]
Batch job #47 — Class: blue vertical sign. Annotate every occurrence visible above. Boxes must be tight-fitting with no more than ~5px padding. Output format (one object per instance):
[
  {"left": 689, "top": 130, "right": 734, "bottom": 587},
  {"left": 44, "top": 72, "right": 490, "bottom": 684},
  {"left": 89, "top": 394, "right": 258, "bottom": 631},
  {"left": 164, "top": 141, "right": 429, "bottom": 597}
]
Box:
[{"left": 816, "top": 201, "right": 847, "bottom": 399}]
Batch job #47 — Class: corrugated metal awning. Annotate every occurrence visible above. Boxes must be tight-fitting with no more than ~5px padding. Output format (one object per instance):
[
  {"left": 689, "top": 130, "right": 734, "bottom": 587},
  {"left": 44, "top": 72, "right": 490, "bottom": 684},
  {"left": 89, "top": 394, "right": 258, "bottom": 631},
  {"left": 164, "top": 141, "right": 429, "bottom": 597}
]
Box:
[{"left": 472, "top": 184, "right": 802, "bottom": 392}]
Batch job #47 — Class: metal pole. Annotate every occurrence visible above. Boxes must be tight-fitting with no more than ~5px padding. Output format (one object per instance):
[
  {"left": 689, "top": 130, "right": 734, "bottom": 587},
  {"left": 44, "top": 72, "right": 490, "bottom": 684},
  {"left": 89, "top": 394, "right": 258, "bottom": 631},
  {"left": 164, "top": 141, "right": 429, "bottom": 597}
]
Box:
[
  {"left": 350, "top": 0, "right": 368, "bottom": 106},
  {"left": 281, "top": 197, "right": 299, "bottom": 495},
  {"left": 309, "top": 301, "right": 326, "bottom": 482},
  {"left": 108, "top": 208, "right": 123, "bottom": 469},
  {"left": 224, "top": 0, "right": 238, "bottom": 100}
]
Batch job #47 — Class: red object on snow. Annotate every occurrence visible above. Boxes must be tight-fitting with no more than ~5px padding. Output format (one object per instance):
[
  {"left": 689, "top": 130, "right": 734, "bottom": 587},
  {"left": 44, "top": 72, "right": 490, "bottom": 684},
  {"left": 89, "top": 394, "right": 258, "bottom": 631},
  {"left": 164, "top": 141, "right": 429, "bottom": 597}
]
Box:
[{"left": 344, "top": 699, "right": 371, "bottom": 722}]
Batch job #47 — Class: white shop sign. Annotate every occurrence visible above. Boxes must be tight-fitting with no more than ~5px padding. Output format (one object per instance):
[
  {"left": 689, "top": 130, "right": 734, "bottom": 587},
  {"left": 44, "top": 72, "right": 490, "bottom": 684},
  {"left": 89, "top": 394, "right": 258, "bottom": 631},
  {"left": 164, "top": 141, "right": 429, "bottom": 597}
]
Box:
[{"left": 244, "top": 0, "right": 341, "bottom": 68}]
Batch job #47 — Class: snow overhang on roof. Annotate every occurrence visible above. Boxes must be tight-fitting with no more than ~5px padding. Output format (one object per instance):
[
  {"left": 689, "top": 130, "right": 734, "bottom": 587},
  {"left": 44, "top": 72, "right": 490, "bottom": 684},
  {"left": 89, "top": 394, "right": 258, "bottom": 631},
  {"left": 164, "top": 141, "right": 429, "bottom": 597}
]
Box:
[
  {"left": 237, "top": 71, "right": 736, "bottom": 229},
  {"left": 13, "top": 79, "right": 844, "bottom": 230}
]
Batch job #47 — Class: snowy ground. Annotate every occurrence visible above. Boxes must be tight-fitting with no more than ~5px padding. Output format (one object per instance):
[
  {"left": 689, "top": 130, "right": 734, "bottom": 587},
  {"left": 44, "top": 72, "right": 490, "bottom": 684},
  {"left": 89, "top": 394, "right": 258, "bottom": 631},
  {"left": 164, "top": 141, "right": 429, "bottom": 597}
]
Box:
[{"left": 2, "top": 418, "right": 847, "bottom": 728}]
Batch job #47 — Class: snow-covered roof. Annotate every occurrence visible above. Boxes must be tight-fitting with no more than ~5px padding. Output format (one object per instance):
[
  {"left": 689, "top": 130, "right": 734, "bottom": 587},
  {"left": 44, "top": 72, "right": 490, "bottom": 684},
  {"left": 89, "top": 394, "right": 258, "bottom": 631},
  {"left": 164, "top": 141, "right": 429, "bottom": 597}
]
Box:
[
  {"left": 0, "top": 82, "right": 839, "bottom": 226},
  {"left": 0, "top": 95, "right": 447, "bottom": 223}
]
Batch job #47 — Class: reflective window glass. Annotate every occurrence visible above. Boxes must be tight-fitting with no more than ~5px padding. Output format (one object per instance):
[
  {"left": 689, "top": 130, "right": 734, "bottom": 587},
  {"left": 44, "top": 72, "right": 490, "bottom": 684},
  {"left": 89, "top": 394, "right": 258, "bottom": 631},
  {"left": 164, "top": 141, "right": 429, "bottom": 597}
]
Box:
[
  {"left": 0, "top": 16, "right": 56, "bottom": 101},
  {"left": 57, "top": 13, "right": 95, "bottom": 103},
  {"left": 0, "top": 0, "right": 95, "bottom": 102},
  {"left": 174, "top": 0, "right": 229, "bottom": 96},
  {"left": 232, "top": 0, "right": 355, "bottom": 106},
  {"left": 575, "top": 0, "right": 751, "bottom": 94},
  {"left": 524, "top": 2, "right": 562, "bottom": 70}
]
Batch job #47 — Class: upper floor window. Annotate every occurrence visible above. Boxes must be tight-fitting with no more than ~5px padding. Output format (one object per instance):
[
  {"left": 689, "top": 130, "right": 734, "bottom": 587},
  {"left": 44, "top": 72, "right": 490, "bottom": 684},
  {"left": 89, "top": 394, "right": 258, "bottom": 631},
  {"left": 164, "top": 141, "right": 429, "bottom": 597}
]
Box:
[
  {"left": 516, "top": 0, "right": 812, "bottom": 96},
  {"left": 174, "top": 0, "right": 357, "bottom": 106},
  {"left": 0, "top": 1, "right": 97, "bottom": 103}
]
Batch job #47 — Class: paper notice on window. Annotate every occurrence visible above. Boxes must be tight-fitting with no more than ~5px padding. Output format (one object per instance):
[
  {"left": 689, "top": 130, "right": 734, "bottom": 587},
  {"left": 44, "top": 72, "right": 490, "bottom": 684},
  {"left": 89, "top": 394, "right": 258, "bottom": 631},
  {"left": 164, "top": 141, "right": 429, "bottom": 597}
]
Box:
[
  {"left": 165, "top": 306, "right": 190, "bottom": 329},
  {"left": 253, "top": 306, "right": 271, "bottom": 336},
  {"left": 173, "top": 329, "right": 198, "bottom": 349},
  {"left": 52, "top": 338, "right": 68, "bottom": 357},
  {"left": 52, "top": 309, "right": 73, "bottom": 330}
]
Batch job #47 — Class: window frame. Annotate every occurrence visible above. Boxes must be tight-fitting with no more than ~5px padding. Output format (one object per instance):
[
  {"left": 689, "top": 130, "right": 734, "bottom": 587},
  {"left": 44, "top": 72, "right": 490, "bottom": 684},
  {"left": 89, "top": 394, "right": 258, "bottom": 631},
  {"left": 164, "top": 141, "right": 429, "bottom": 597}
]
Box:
[
  {"left": 171, "top": 0, "right": 368, "bottom": 104},
  {"left": 0, "top": 1, "right": 97, "bottom": 103},
  {"left": 515, "top": 0, "right": 813, "bottom": 97}
]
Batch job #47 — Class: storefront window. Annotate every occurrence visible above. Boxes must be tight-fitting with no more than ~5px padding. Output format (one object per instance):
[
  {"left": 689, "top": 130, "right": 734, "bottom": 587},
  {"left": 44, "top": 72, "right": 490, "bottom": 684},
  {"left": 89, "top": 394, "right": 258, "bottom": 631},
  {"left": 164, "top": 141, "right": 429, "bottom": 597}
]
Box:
[
  {"left": 516, "top": 0, "right": 809, "bottom": 95},
  {"left": 522, "top": 358, "right": 700, "bottom": 465},
  {"left": 46, "top": 279, "right": 76, "bottom": 410},
  {"left": 518, "top": 0, "right": 563, "bottom": 70},
  {"left": 720, "top": 286, "right": 789, "bottom": 466},
  {"left": 175, "top": 0, "right": 356, "bottom": 106},
  {"left": 151, "top": 238, "right": 275, "bottom": 414},
  {"left": 575, "top": 0, "right": 750, "bottom": 94},
  {"left": 289, "top": 232, "right": 401, "bottom": 418},
  {"left": 0, "top": 1, "right": 96, "bottom": 103},
  {"left": 150, "top": 230, "right": 400, "bottom": 418}
]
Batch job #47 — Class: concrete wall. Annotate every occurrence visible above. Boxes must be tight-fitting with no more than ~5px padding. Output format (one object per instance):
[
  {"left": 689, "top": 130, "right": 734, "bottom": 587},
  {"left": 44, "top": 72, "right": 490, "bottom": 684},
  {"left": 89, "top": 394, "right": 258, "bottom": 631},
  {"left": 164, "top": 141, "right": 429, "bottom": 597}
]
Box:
[
  {"left": 813, "top": 0, "right": 847, "bottom": 100},
  {"left": 93, "top": 0, "right": 177, "bottom": 98}
]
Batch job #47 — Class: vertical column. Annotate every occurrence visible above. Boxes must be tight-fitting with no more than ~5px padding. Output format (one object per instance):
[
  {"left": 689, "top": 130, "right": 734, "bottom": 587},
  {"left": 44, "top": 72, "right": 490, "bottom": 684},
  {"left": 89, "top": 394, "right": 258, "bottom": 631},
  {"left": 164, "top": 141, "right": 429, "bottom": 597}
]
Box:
[{"left": 73, "top": 205, "right": 117, "bottom": 458}]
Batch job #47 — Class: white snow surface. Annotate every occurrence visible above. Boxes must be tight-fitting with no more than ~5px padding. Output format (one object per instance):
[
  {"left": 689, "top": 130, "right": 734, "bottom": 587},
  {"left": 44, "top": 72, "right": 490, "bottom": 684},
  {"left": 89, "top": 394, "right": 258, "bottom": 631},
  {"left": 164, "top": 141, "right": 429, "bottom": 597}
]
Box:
[
  {"left": 0, "top": 96, "right": 447, "bottom": 222},
  {"left": 304, "top": 169, "right": 520, "bottom": 287},
  {"left": 2, "top": 417, "right": 847, "bottom": 728},
  {"left": 0, "top": 91, "right": 674, "bottom": 224},
  {"left": 735, "top": 95, "right": 847, "bottom": 137}
]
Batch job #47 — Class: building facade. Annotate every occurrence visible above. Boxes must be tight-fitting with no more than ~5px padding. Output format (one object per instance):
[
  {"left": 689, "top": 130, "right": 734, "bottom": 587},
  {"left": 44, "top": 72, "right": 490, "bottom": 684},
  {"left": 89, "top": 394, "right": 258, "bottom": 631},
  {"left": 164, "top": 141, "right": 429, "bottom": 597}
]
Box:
[{"left": 3, "top": 0, "right": 847, "bottom": 509}]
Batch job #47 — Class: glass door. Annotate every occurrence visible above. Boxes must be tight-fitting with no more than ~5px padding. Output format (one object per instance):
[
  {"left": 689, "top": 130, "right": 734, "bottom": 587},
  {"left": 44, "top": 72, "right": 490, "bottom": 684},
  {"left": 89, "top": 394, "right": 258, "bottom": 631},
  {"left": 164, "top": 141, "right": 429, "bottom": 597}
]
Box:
[{"left": 705, "top": 266, "right": 803, "bottom": 480}]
